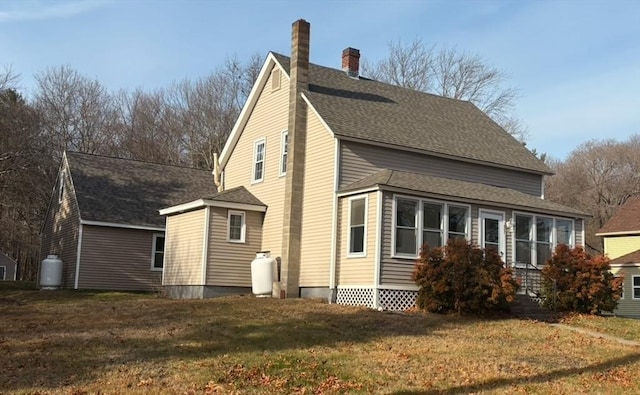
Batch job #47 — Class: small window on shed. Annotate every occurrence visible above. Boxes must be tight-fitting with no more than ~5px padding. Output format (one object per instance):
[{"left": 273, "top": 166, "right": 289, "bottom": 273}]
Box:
[{"left": 271, "top": 69, "right": 281, "bottom": 91}]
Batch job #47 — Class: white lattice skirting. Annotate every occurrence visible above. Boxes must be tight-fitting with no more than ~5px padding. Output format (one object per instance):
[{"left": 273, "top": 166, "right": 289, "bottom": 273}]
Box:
[
  {"left": 336, "top": 288, "right": 418, "bottom": 312},
  {"left": 336, "top": 288, "right": 375, "bottom": 308},
  {"left": 379, "top": 289, "right": 418, "bottom": 312}
]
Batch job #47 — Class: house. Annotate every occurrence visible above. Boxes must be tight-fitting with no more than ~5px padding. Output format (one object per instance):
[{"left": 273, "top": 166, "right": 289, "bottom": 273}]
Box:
[
  {"left": 0, "top": 252, "right": 17, "bottom": 281},
  {"left": 39, "top": 151, "right": 217, "bottom": 291},
  {"left": 160, "top": 19, "right": 588, "bottom": 311},
  {"left": 596, "top": 196, "right": 640, "bottom": 318}
]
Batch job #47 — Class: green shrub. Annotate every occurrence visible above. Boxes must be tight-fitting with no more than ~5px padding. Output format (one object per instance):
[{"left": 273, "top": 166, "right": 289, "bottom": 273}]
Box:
[
  {"left": 541, "top": 244, "right": 623, "bottom": 314},
  {"left": 412, "top": 238, "right": 519, "bottom": 315}
]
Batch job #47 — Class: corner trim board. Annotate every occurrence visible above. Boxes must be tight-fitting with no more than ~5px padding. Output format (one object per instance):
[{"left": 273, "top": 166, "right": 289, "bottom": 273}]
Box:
[{"left": 74, "top": 223, "right": 83, "bottom": 289}]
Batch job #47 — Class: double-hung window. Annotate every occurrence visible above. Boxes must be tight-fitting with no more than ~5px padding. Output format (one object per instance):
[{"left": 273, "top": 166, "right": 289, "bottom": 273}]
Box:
[
  {"left": 514, "top": 214, "right": 575, "bottom": 266},
  {"left": 280, "top": 131, "right": 288, "bottom": 176},
  {"left": 394, "top": 196, "right": 469, "bottom": 258},
  {"left": 252, "top": 139, "right": 266, "bottom": 183},
  {"left": 228, "top": 210, "right": 246, "bottom": 243},
  {"left": 151, "top": 234, "right": 165, "bottom": 270},
  {"left": 422, "top": 202, "right": 443, "bottom": 249},
  {"left": 634, "top": 276, "right": 640, "bottom": 300},
  {"left": 348, "top": 197, "right": 367, "bottom": 256}
]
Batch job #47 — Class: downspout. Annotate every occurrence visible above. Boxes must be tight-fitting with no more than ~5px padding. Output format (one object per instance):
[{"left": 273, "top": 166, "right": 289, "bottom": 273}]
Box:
[
  {"left": 329, "top": 138, "right": 340, "bottom": 302},
  {"left": 373, "top": 190, "right": 383, "bottom": 309},
  {"left": 201, "top": 206, "right": 211, "bottom": 287},
  {"left": 74, "top": 223, "right": 83, "bottom": 289}
]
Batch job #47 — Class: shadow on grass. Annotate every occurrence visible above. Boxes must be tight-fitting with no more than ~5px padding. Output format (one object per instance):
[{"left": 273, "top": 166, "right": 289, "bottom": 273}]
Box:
[
  {"left": 394, "top": 352, "right": 640, "bottom": 395},
  {"left": 1, "top": 291, "right": 636, "bottom": 393}
]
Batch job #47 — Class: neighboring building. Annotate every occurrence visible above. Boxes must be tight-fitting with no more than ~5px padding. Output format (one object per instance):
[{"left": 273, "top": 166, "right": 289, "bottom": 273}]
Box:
[
  {"left": 161, "top": 19, "right": 588, "bottom": 311},
  {"left": 597, "top": 196, "right": 640, "bottom": 318},
  {"left": 40, "top": 151, "right": 216, "bottom": 291},
  {"left": 0, "top": 252, "right": 18, "bottom": 281}
]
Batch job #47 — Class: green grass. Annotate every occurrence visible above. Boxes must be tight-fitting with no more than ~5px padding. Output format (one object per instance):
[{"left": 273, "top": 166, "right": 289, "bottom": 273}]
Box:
[
  {"left": 560, "top": 313, "right": 640, "bottom": 342},
  {"left": 1, "top": 290, "right": 639, "bottom": 394}
]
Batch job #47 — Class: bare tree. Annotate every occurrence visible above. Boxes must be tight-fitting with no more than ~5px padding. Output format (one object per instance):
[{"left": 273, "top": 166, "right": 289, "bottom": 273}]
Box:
[
  {"left": 545, "top": 134, "right": 640, "bottom": 251},
  {"left": 362, "top": 39, "right": 527, "bottom": 141},
  {"left": 34, "top": 66, "right": 117, "bottom": 156}
]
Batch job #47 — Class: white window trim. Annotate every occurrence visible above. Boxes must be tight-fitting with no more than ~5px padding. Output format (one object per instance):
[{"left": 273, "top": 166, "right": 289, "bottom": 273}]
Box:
[
  {"left": 391, "top": 194, "right": 471, "bottom": 260},
  {"left": 511, "top": 211, "right": 576, "bottom": 267},
  {"left": 633, "top": 275, "right": 640, "bottom": 300},
  {"left": 252, "top": 138, "right": 266, "bottom": 184},
  {"left": 58, "top": 173, "right": 64, "bottom": 203},
  {"left": 279, "top": 130, "right": 288, "bottom": 177},
  {"left": 347, "top": 195, "right": 368, "bottom": 258},
  {"left": 150, "top": 233, "right": 165, "bottom": 271},
  {"left": 227, "top": 210, "right": 246, "bottom": 243}
]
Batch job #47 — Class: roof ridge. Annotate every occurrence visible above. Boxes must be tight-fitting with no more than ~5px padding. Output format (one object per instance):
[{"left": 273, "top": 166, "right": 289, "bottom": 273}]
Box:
[
  {"left": 66, "top": 151, "right": 211, "bottom": 172},
  {"left": 270, "top": 51, "right": 475, "bottom": 105}
]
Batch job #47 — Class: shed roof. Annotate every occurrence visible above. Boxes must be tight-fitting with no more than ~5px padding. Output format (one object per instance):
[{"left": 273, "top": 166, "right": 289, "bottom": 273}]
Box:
[{"left": 67, "top": 152, "right": 232, "bottom": 228}]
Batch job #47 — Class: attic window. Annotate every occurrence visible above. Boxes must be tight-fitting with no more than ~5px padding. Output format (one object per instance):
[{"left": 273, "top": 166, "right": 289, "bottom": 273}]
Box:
[{"left": 271, "top": 69, "right": 281, "bottom": 91}]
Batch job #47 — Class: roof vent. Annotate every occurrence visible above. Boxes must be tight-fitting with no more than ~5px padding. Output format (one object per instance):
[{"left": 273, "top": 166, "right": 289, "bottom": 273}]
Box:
[{"left": 342, "top": 47, "right": 360, "bottom": 78}]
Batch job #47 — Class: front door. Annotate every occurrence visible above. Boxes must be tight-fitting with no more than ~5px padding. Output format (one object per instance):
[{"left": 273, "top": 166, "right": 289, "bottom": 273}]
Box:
[{"left": 480, "top": 211, "right": 505, "bottom": 258}]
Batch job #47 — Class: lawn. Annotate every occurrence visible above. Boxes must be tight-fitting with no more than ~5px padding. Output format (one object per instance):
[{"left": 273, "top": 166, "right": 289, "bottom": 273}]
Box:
[
  {"left": 1, "top": 289, "right": 639, "bottom": 394},
  {"left": 560, "top": 313, "right": 640, "bottom": 343}
]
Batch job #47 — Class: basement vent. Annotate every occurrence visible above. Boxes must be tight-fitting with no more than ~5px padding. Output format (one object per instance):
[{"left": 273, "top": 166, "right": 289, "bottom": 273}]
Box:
[{"left": 271, "top": 69, "right": 281, "bottom": 91}]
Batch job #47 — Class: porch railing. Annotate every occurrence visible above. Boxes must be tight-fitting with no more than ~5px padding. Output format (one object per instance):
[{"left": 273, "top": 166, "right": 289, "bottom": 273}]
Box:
[{"left": 512, "top": 262, "right": 557, "bottom": 312}]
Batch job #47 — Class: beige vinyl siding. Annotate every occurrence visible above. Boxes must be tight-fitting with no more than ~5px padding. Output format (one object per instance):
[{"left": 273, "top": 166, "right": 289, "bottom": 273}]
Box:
[
  {"left": 163, "top": 209, "right": 206, "bottom": 285},
  {"left": 610, "top": 266, "right": 640, "bottom": 318},
  {"left": 39, "top": 164, "right": 80, "bottom": 288},
  {"left": 336, "top": 193, "right": 377, "bottom": 286},
  {"left": 605, "top": 236, "right": 640, "bottom": 260},
  {"left": 207, "top": 207, "right": 263, "bottom": 286},
  {"left": 223, "top": 63, "right": 288, "bottom": 260},
  {"left": 299, "top": 109, "right": 335, "bottom": 286},
  {"left": 340, "top": 141, "right": 543, "bottom": 197},
  {"left": 77, "top": 225, "right": 162, "bottom": 291}
]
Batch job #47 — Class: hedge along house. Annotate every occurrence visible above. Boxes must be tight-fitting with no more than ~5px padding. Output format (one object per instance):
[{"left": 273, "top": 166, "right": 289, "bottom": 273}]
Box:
[
  {"left": 162, "top": 20, "right": 588, "bottom": 310},
  {"left": 596, "top": 196, "right": 640, "bottom": 318},
  {"left": 40, "top": 151, "right": 215, "bottom": 291}
]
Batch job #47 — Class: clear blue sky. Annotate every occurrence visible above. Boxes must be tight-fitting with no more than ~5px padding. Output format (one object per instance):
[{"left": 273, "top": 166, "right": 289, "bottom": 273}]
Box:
[{"left": 1, "top": 0, "right": 638, "bottom": 160}]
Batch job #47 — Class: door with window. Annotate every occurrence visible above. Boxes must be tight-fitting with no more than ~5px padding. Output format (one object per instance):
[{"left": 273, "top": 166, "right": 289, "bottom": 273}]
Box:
[{"left": 480, "top": 211, "right": 505, "bottom": 258}]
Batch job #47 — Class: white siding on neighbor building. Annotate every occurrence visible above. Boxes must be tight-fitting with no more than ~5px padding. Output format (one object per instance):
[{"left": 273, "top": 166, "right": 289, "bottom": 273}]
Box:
[
  {"left": 339, "top": 141, "right": 544, "bottom": 197},
  {"left": 298, "top": 109, "right": 336, "bottom": 287},
  {"left": 336, "top": 192, "right": 378, "bottom": 286},
  {"left": 163, "top": 209, "right": 206, "bottom": 285},
  {"left": 207, "top": 207, "right": 263, "bottom": 287},
  {"left": 223, "top": 63, "right": 288, "bottom": 261}
]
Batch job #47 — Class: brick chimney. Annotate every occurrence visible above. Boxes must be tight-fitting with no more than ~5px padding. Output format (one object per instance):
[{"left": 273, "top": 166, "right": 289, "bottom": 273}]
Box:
[
  {"left": 342, "top": 47, "right": 360, "bottom": 78},
  {"left": 279, "top": 19, "right": 310, "bottom": 298}
]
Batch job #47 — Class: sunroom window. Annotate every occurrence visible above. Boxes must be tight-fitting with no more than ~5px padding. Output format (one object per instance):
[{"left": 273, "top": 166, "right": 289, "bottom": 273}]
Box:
[
  {"left": 514, "top": 214, "right": 576, "bottom": 266},
  {"left": 348, "top": 197, "right": 366, "bottom": 255},
  {"left": 393, "top": 196, "right": 469, "bottom": 258}
]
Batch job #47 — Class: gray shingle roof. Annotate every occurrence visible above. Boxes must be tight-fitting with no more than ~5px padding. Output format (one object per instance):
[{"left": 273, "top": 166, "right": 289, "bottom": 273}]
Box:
[
  {"left": 272, "top": 52, "right": 551, "bottom": 175},
  {"left": 341, "top": 169, "right": 588, "bottom": 217},
  {"left": 203, "top": 185, "right": 266, "bottom": 206},
  {"left": 66, "top": 152, "right": 261, "bottom": 228}
]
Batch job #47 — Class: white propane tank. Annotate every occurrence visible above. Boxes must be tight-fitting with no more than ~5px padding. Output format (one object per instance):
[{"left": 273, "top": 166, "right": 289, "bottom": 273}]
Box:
[
  {"left": 251, "top": 251, "right": 276, "bottom": 297},
  {"left": 40, "top": 254, "right": 63, "bottom": 289}
]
